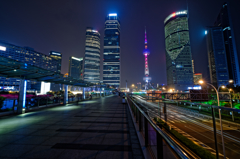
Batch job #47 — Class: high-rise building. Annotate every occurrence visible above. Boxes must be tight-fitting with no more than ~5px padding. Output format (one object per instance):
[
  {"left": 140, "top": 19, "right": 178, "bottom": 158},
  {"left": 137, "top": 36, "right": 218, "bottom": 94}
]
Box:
[
  {"left": 49, "top": 51, "right": 62, "bottom": 91},
  {"left": 83, "top": 27, "right": 100, "bottom": 83},
  {"left": 69, "top": 56, "right": 83, "bottom": 79},
  {"left": 49, "top": 51, "right": 62, "bottom": 74},
  {"left": 164, "top": 10, "right": 194, "bottom": 90},
  {"left": 143, "top": 28, "right": 151, "bottom": 90},
  {"left": 0, "top": 41, "right": 60, "bottom": 91},
  {"left": 193, "top": 73, "right": 203, "bottom": 85},
  {"left": 192, "top": 60, "right": 195, "bottom": 74},
  {"left": 213, "top": 2, "right": 240, "bottom": 85},
  {"left": 206, "top": 27, "right": 229, "bottom": 86},
  {"left": 103, "top": 13, "right": 121, "bottom": 89}
]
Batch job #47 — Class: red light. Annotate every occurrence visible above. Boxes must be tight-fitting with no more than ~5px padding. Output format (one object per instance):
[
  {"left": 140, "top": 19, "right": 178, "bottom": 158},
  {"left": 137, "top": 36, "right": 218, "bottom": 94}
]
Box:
[{"left": 173, "top": 13, "right": 176, "bottom": 17}]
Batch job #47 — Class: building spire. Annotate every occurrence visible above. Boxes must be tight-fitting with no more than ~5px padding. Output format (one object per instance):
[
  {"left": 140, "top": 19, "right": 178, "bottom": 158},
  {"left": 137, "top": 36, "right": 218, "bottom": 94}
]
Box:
[{"left": 145, "top": 26, "right": 147, "bottom": 49}]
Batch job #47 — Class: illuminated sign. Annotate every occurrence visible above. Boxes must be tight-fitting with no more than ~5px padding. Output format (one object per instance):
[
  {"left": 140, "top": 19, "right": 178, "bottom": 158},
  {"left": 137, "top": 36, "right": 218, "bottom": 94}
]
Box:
[
  {"left": 51, "top": 52, "right": 61, "bottom": 55},
  {"left": 188, "top": 86, "right": 202, "bottom": 90},
  {"left": 0, "top": 46, "right": 6, "bottom": 51},
  {"left": 164, "top": 10, "right": 187, "bottom": 24},
  {"left": 72, "top": 57, "right": 82, "bottom": 61},
  {"left": 109, "top": 13, "right": 117, "bottom": 16},
  {"left": 92, "top": 30, "right": 98, "bottom": 32}
]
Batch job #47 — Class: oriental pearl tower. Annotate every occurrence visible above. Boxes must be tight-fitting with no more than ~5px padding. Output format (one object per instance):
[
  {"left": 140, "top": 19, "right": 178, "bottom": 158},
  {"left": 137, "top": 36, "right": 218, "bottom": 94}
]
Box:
[{"left": 143, "top": 27, "right": 151, "bottom": 90}]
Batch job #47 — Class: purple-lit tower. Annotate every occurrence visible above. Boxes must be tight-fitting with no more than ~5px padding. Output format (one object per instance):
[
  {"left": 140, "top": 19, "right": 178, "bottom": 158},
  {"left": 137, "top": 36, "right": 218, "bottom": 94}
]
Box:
[{"left": 143, "top": 28, "right": 151, "bottom": 90}]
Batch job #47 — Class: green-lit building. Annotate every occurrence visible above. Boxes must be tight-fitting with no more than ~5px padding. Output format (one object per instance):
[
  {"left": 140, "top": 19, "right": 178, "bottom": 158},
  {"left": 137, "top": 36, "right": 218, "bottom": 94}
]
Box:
[{"left": 164, "top": 10, "right": 194, "bottom": 91}]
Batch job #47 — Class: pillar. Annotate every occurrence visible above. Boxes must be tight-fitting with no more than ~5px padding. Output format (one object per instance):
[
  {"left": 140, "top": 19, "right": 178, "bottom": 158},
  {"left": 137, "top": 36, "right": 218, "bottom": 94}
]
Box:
[
  {"left": 100, "top": 88, "right": 102, "bottom": 97},
  {"left": 63, "top": 85, "right": 68, "bottom": 105},
  {"left": 82, "top": 87, "right": 85, "bottom": 100},
  {"left": 17, "top": 79, "right": 27, "bottom": 114}
]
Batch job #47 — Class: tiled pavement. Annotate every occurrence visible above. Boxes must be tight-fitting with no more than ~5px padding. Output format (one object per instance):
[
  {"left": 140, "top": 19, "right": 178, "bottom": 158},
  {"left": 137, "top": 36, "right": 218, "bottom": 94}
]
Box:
[{"left": 0, "top": 95, "right": 144, "bottom": 159}]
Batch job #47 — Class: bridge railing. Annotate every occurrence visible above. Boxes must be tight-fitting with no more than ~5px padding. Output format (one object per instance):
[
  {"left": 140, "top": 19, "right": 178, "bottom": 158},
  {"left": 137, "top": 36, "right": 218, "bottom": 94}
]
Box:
[{"left": 126, "top": 94, "right": 191, "bottom": 159}]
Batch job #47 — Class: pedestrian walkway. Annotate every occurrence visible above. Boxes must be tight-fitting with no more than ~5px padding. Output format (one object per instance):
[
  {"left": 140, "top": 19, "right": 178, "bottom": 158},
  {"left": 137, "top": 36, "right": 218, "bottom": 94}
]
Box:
[{"left": 0, "top": 95, "right": 144, "bottom": 159}]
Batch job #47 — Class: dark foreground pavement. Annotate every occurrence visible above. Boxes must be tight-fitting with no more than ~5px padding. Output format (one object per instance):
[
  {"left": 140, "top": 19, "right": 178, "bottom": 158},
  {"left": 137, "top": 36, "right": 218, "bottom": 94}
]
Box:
[{"left": 0, "top": 95, "right": 144, "bottom": 159}]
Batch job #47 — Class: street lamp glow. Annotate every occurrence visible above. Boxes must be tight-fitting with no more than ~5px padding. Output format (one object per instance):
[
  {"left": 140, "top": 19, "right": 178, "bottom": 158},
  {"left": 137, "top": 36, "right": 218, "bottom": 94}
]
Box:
[
  {"left": 132, "top": 84, "right": 135, "bottom": 87},
  {"left": 205, "top": 30, "right": 208, "bottom": 35},
  {"left": 229, "top": 79, "right": 234, "bottom": 83},
  {"left": 221, "top": 85, "right": 226, "bottom": 89},
  {"left": 199, "top": 80, "right": 204, "bottom": 84}
]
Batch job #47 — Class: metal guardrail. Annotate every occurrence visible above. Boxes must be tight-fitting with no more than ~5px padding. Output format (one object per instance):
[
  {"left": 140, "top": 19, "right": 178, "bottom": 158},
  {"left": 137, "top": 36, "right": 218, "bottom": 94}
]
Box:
[{"left": 126, "top": 94, "right": 190, "bottom": 159}]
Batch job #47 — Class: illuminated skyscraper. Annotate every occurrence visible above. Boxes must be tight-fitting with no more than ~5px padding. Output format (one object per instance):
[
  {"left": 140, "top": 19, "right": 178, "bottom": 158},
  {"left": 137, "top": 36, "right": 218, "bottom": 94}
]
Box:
[
  {"left": 84, "top": 27, "right": 100, "bottom": 83},
  {"left": 164, "top": 10, "right": 194, "bottom": 90},
  {"left": 103, "top": 13, "right": 121, "bottom": 89},
  {"left": 49, "top": 51, "right": 62, "bottom": 74},
  {"left": 206, "top": 27, "right": 229, "bottom": 86},
  {"left": 69, "top": 56, "right": 83, "bottom": 79},
  {"left": 213, "top": 2, "right": 240, "bottom": 85},
  {"left": 143, "top": 28, "right": 151, "bottom": 90}
]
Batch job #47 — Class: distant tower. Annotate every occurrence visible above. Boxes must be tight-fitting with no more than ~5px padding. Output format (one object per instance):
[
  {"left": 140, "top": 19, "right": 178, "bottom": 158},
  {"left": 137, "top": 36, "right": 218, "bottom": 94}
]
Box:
[
  {"left": 103, "top": 13, "right": 121, "bottom": 89},
  {"left": 143, "top": 28, "right": 151, "bottom": 90},
  {"left": 84, "top": 27, "right": 100, "bottom": 83},
  {"left": 164, "top": 10, "right": 194, "bottom": 91},
  {"left": 214, "top": 2, "right": 240, "bottom": 85}
]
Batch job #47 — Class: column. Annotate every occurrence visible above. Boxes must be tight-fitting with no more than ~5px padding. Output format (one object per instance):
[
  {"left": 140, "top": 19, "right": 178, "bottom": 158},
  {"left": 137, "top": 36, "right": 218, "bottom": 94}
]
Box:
[
  {"left": 17, "top": 79, "right": 27, "bottom": 114},
  {"left": 63, "top": 84, "right": 68, "bottom": 105},
  {"left": 82, "top": 87, "right": 85, "bottom": 100}
]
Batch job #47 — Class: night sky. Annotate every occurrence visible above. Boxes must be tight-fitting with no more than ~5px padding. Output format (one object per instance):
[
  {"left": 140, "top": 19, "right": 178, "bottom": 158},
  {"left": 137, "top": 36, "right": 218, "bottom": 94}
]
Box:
[{"left": 0, "top": 0, "right": 240, "bottom": 88}]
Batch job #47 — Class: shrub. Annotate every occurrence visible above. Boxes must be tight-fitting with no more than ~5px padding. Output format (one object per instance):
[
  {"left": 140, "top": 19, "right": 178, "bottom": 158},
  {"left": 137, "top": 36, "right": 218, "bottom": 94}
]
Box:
[{"left": 0, "top": 96, "right": 6, "bottom": 109}]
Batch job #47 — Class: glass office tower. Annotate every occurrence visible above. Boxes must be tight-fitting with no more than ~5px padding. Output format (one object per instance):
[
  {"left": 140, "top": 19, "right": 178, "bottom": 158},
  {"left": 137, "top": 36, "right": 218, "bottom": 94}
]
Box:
[
  {"left": 83, "top": 27, "right": 100, "bottom": 83},
  {"left": 206, "top": 27, "right": 229, "bottom": 87},
  {"left": 69, "top": 56, "right": 83, "bottom": 79},
  {"left": 164, "top": 10, "right": 193, "bottom": 91},
  {"left": 214, "top": 2, "right": 240, "bottom": 85},
  {"left": 49, "top": 51, "right": 62, "bottom": 74},
  {"left": 103, "top": 13, "right": 121, "bottom": 88}
]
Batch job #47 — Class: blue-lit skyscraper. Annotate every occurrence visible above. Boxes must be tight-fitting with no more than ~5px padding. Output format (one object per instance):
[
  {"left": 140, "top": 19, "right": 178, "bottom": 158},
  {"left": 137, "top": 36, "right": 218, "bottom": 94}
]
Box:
[
  {"left": 206, "top": 27, "right": 229, "bottom": 86},
  {"left": 213, "top": 2, "right": 240, "bottom": 85},
  {"left": 84, "top": 27, "right": 100, "bottom": 83},
  {"left": 103, "top": 13, "right": 121, "bottom": 88}
]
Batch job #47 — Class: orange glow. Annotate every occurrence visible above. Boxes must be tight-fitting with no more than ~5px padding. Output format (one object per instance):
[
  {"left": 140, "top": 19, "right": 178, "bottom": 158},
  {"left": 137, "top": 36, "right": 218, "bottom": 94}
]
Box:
[{"left": 172, "top": 13, "right": 176, "bottom": 17}]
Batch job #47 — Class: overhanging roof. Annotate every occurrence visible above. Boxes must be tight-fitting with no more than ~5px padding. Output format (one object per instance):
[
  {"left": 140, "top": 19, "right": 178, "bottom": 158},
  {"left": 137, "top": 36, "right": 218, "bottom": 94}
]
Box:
[{"left": 0, "top": 56, "right": 94, "bottom": 87}]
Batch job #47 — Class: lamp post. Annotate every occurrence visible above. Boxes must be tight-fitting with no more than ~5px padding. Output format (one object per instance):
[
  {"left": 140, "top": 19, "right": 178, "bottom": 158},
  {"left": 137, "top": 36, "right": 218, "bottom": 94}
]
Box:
[
  {"left": 218, "top": 85, "right": 234, "bottom": 121},
  {"left": 199, "top": 80, "right": 226, "bottom": 159}
]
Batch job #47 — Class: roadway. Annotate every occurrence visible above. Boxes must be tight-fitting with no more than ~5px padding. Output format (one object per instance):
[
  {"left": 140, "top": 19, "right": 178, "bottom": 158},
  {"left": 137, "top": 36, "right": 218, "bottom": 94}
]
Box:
[{"left": 132, "top": 95, "right": 240, "bottom": 159}]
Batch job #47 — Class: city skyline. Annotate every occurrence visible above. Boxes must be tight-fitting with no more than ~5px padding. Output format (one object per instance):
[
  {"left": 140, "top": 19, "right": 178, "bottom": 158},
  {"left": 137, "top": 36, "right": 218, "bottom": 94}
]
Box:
[{"left": 1, "top": 0, "right": 240, "bottom": 87}]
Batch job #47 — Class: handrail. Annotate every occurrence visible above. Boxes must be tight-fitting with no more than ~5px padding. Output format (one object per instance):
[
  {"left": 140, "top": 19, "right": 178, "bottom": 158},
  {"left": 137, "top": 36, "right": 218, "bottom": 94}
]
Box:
[{"left": 127, "top": 94, "right": 190, "bottom": 159}]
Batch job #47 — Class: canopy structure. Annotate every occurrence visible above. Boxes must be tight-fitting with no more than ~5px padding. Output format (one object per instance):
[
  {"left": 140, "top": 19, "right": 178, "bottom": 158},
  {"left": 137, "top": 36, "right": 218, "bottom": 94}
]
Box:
[{"left": 0, "top": 56, "right": 94, "bottom": 87}]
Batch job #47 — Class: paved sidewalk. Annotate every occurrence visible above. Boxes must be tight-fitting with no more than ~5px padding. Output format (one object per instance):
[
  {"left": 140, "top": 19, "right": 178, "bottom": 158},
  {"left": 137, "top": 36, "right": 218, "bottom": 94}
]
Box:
[{"left": 0, "top": 95, "right": 144, "bottom": 159}]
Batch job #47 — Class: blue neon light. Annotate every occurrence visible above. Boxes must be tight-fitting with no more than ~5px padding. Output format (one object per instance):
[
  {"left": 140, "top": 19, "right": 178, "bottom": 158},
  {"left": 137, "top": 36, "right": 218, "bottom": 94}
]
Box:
[{"left": 22, "top": 80, "right": 27, "bottom": 108}]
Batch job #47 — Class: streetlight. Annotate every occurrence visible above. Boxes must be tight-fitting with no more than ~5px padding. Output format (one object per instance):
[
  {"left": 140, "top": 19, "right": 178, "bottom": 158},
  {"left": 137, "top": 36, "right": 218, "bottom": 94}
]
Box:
[
  {"left": 218, "top": 85, "right": 234, "bottom": 122},
  {"left": 199, "top": 80, "right": 226, "bottom": 159}
]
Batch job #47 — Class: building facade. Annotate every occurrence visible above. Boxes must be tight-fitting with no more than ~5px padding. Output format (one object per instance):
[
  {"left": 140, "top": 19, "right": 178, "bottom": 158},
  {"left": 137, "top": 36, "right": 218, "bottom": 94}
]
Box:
[
  {"left": 164, "top": 10, "right": 194, "bottom": 91},
  {"left": 83, "top": 27, "right": 100, "bottom": 83},
  {"left": 103, "top": 13, "right": 121, "bottom": 89},
  {"left": 69, "top": 56, "right": 83, "bottom": 79},
  {"left": 193, "top": 73, "right": 203, "bottom": 85},
  {"left": 49, "top": 51, "right": 62, "bottom": 74},
  {"left": 49, "top": 51, "right": 62, "bottom": 91},
  {"left": 214, "top": 2, "right": 240, "bottom": 85},
  {"left": 206, "top": 27, "right": 229, "bottom": 86},
  {"left": 0, "top": 41, "right": 59, "bottom": 91}
]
